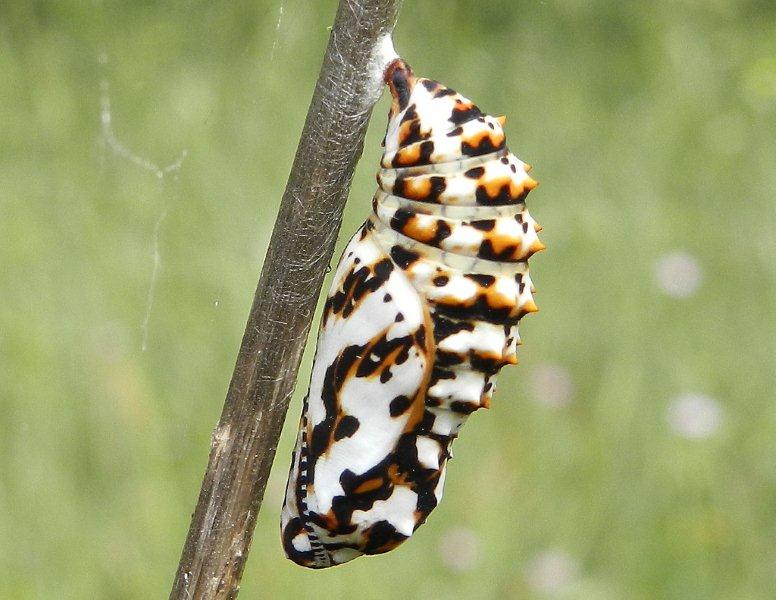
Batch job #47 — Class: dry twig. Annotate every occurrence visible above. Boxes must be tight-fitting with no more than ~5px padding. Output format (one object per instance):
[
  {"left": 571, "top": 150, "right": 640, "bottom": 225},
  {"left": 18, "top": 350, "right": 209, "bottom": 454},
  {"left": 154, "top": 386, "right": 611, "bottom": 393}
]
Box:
[{"left": 169, "top": 1, "right": 403, "bottom": 597}]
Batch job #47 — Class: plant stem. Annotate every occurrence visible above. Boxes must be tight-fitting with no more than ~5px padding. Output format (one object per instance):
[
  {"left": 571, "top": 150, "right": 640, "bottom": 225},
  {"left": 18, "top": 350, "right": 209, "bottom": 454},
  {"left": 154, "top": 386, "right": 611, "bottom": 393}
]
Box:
[{"left": 169, "top": 1, "right": 403, "bottom": 597}]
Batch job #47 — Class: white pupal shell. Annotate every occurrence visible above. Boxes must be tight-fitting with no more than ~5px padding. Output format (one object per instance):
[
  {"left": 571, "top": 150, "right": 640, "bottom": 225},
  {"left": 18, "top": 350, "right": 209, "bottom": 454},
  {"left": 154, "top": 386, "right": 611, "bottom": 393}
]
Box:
[{"left": 281, "top": 59, "right": 542, "bottom": 569}]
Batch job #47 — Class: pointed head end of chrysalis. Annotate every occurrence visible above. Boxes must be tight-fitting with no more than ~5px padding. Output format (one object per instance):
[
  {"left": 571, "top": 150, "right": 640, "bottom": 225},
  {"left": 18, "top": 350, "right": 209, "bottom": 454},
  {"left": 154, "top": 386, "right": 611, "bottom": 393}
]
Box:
[{"left": 385, "top": 58, "right": 416, "bottom": 117}]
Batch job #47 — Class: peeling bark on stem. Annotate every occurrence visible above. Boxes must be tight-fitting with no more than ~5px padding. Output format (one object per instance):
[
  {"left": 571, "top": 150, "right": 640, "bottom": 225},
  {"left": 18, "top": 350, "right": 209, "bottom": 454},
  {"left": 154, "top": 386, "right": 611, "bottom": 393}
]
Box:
[{"left": 169, "top": 1, "right": 403, "bottom": 598}]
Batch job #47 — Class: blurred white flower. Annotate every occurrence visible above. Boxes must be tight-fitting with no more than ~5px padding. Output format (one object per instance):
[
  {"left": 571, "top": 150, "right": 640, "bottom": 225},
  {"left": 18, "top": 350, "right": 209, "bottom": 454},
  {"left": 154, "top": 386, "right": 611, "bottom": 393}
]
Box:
[
  {"left": 654, "top": 251, "right": 703, "bottom": 298},
  {"left": 438, "top": 527, "right": 479, "bottom": 572},
  {"left": 524, "top": 549, "right": 579, "bottom": 595},
  {"left": 667, "top": 393, "right": 723, "bottom": 439},
  {"left": 529, "top": 364, "right": 574, "bottom": 409}
]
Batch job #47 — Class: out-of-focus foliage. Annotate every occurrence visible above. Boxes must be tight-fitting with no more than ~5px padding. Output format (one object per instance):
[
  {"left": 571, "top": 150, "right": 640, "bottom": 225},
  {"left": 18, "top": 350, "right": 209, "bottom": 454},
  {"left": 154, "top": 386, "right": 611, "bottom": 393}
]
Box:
[{"left": 1, "top": 1, "right": 775, "bottom": 598}]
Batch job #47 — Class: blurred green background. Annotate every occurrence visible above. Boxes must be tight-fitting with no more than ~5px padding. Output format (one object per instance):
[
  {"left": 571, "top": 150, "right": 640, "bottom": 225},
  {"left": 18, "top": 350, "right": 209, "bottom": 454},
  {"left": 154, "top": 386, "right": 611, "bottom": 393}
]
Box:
[{"left": 2, "top": 0, "right": 776, "bottom": 598}]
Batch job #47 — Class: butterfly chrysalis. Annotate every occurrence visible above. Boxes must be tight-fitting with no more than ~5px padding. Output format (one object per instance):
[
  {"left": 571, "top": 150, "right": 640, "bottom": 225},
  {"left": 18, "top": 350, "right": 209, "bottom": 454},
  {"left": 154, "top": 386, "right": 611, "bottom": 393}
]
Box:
[{"left": 281, "top": 59, "right": 542, "bottom": 569}]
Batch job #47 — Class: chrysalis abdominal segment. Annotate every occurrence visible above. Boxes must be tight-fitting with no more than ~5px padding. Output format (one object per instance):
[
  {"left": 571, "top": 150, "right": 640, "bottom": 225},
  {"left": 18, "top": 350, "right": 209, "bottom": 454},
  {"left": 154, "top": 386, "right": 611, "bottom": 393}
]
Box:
[{"left": 281, "top": 59, "right": 542, "bottom": 568}]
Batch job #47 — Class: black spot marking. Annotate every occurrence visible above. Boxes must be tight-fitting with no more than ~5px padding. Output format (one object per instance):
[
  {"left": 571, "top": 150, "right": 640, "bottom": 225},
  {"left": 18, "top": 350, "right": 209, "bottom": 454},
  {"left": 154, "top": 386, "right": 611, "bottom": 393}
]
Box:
[
  {"left": 355, "top": 334, "right": 413, "bottom": 379},
  {"left": 310, "top": 418, "right": 335, "bottom": 460},
  {"left": 374, "top": 259, "right": 393, "bottom": 281},
  {"left": 434, "top": 220, "right": 452, "bottom": 244},
  {"left": 414, "top": 324, "right": 426, "bottom": 348},
  {"left": 334, "top": 415, "right": 360, "bottom": 441},
  {"left": 434, "top": 87, "right": 458, "bottom": 98},
  {"left": 401, "top": 118, "right": 427, "bottom": 146},
  {"left": 418, "top": 140, "right": 435, "bottom": 163},
  {"left": 470, "top": 352, "right": 505, "bottom": 374},
  {"left": 432, "top": 314, "right": 475, "bottom": 342},
  {"left": 434, "top": 300, "right": 517, "bottom": 326},
  {"left": 364, "top": 521, "right": 407, "bottom": 554},
  {"left": 417, "top": 409, "right": 436, "bottom": 434},
  {"left": 395, "top": 312, "right": 404, "bottom": 322},
  {"left": 449, "top": 105, "right": 483, "bottom": 126},
  {"left": 391, "top": 69, "right": 411, "bottom": 111},
  {"left": 479, "top": 240, "right": 519, "bottom": 261},
  {"left": 425, "top": 395, "right": 442, "bottom": 407},
  {"left": 464, "top": 167, "right": 485, "bottom": 179},
  {"left": 462, "top": 134, "right": 505, "bottom": 157},
  {"left": 390, "top": 246, "right": 420, "bottom": 270},
  {"left": 429, "top": 366, "right": 456, "bottom": 388},
  {"left": 329, "top": 258, "right": 394, "bottom": 318},
  {"left": 450, "top": 401, "right": 478, "bottom": 414},
  {"left": 416, "top": 489, "right": 438, "bottom": 515},
  {"left": 392, "top": 140, "right": 434, "bottom": 167},
  {"left": 400, "top": 104, "right": 418, "bottom": 124},
  {"left": 433, "top": 275, "right": 449, "bottom": 287},
  {"left": 436, "top": 350, "right": 465, "bottom": 366},
  {"left": 389, "top": 395, "right": 412, "bottom": 416},
  {"left": 470, "top": 219, "right": 496, "bottom": 231},
  {"left": 389, "top": 208, "right": 413, "bottom": 232},
  {"left": 282, "top": 517, "right": 316, "bottom": 567},
  {"left": 427, "top": 176, "right": 447, "bottom": 201},
  {"left": 475, "top": 182, "right": 516, "bottom": 205},
  {"left": 466, "top": 273, "right": 496, "bottom": 287},
  {"left": 391, "top": 176, "right": 407, "bottom": 197}
]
